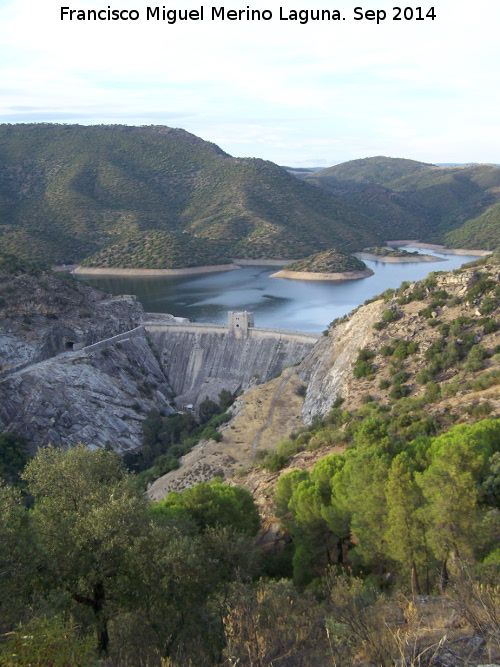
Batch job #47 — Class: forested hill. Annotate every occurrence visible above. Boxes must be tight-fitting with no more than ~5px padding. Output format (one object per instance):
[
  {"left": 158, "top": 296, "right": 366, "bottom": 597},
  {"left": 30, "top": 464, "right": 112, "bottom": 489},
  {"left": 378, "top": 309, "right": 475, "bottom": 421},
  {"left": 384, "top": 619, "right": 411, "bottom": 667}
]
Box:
[
  {"left": 2, "top": 127, "right": 497, "bottom": 269},
  {"left": 312, "top": 155, "right": 434, "bottom": 184},
  {"left": 0, "top": 124, "right": 379, "bottom": 267},
  {"left": 304, "top": 156, "right": 500, "bottom": 249}
]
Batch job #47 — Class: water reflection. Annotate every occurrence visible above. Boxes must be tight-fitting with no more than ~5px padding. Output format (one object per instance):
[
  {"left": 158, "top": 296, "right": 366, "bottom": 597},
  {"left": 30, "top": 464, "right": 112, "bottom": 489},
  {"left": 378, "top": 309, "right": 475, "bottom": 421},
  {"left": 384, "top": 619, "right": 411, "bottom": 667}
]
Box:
[{"left": 78, "top": 249, "right": 480, "bottom": 333}]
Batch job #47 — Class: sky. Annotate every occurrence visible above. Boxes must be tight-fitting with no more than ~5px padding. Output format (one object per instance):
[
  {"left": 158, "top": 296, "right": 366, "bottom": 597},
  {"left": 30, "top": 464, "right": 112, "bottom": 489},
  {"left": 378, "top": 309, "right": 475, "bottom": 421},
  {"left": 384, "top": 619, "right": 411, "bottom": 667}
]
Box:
[{"left": 0, "top": 0, "right": 498, "bottom": 166}]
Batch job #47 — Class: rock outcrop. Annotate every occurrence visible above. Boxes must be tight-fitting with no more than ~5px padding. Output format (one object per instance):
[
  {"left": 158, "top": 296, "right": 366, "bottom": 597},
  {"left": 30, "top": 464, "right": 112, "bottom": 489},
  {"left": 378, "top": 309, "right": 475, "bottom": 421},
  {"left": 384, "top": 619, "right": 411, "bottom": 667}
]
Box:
[
  {"left": 0, "top": 263, "right": 143, "bottom": 372},
  {"left": 0, "top": 331, "right": 173, "bottom": 454},
  {"left": 299, "top": 300, "right": 386, "bottom": 422}
]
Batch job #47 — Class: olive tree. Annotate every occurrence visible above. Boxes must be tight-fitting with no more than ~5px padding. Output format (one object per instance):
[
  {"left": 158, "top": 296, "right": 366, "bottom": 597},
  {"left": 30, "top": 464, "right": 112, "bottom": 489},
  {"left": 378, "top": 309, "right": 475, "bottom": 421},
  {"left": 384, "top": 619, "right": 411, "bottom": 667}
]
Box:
[{"left": 22, "top": 445, "right": 150, "bottom": 656}]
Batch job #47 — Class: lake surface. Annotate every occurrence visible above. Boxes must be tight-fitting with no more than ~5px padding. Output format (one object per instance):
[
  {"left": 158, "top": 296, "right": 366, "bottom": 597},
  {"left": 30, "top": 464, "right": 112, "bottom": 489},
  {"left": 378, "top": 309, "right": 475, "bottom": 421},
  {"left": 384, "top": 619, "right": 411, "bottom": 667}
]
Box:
[{"left": 78, "top": 248, "right": 481, "bottom": 334}]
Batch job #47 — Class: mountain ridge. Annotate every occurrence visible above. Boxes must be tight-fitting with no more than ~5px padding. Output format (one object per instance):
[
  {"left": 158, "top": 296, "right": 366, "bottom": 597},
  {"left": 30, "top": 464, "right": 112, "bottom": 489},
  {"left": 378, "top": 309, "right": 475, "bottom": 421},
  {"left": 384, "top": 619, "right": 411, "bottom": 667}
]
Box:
[
  {"left": 304, "top": 156, "right": 500, "bottom": 250},
  {"left": 0, "top": 123, "right": 381, "bottom": 266}
]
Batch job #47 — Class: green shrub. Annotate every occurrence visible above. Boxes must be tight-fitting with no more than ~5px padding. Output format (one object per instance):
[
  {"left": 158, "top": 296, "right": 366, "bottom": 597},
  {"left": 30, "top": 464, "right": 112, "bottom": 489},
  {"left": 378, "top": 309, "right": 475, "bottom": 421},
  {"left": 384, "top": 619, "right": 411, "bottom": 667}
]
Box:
[
  {"left": 382, "top": 308, "right": 398, "bottom": 323},
  {"left": 380, "top": 288, "right": 395, "bottom": 302},
  {"left": 423, "top": 382, "right": 441, "bottom": 403},
  {"left": 0, "top": 432, "right": 30, "bottom": 486},
  {"left": 380, "top": 345, "right": 394, "bottom": 357},
  {"left": 465, "top": 345, "right": 489, "bottom": 372},
  {"left": 482, "top": 319, "right": 499, "bottom": 334},
  {"left": 438, "top": 322, "right": 450, "bottom": 337},
  {"left": 390, "top": 384, "right": 409, "bottom": 400},
  {"left": 416, "top": 369, "right": 433, "bottom": 385},
  {"left": 419, "top": 306, "right": 434, "bottom": 318},
  {"left": 353, "top": 361, "right": 376, "bottom": 379},
  {"left": 423, "top": 272, "right": 437, "bottom": 290},
  {"left": 392, "top": 340, "right": 419, "bottom": 360},
  {"left": 325, "top": 407, "right": 346, "bottom": 426},
  {"left": 0, "top": 615, "right": 97, "bottom": 667},
  {"left": 357, "top": 348, "right": 375, "bottom": 362},
  {"left": 466, "top": 401, "right": 493, "bottom": 418},
  {"left": 353, "top": 349, "right": 376, "bottom": 378},
  {"left": 262, "top": 453, "right": 288, "bottom": 473},
  {"left": 467, "top": 277, "right": 496, "bottom": 302},
  {"left": 472, "top": 370, "right": 500, "bottom": 391},
  {"left": 480, "top": 296, "right": 497, "bottom": 315},
  {"left": 425, "top": 338, "right": 465, "bottom": 374},
  {"left": 278, "top": 439, "right": 305, "bottom": 457},
  {"left": 392, "top": 370, "right": 409, "bottom": 386},
  {"left": 379, "top": 379, "right": 391, "bottom": 390}
]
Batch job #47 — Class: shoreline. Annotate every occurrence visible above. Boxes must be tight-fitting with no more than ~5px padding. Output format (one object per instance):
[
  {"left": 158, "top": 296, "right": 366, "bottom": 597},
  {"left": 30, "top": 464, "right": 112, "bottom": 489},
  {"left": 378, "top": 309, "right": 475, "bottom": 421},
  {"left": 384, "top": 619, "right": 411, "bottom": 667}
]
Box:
[
  {"left": 72, "top": 263, "right": 242, "bottom": 277},
  {"left": 385, "top": 240, "right": 493, "bottom": 257},
  {"left": 71, "top": 258, "right": 294, "bottom": 277},
  {"left": 354, "top": 252, "right": 446, "bottom": 264},
  {"left": 269, "top": 268, "right": 374, "bottom": 281},
  {"left": 71, "top": 243, "right": 491, "bottom": 278}
]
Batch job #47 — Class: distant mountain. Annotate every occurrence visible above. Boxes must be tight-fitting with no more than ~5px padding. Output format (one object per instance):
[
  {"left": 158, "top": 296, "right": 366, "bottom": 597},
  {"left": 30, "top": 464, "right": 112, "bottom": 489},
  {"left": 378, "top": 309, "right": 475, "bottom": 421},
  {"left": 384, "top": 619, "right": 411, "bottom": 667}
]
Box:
[
  {"left": 312, "top": 156, "right": 433, "bottom": 184},
  {"left": 2, "top": 131, "right": 497, "bottom": 269},
  {"left": 304, "top": 156, "right": 500, "bottom": 249},
  {"left": 304, "top": 157, "right": 437, "bottom": 241},
  {"left": 0, "top": 124, "right": 379, "bottom": 267}
]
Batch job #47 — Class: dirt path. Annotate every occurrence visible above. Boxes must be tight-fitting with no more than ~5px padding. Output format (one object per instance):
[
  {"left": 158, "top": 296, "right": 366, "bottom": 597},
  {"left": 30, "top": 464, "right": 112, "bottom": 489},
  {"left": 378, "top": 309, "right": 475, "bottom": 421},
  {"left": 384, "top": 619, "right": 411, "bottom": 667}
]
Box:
[{"left": 252, "top": 371, "right": 292, "bottom": 457}]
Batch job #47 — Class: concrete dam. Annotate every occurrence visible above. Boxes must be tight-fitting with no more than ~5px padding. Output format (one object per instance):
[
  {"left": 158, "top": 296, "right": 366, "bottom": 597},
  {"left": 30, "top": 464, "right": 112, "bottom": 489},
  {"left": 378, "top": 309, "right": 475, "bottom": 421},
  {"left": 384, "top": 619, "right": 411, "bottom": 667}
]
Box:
[{"left": 144, "top": 312, "right": 320, "bottom": 409}]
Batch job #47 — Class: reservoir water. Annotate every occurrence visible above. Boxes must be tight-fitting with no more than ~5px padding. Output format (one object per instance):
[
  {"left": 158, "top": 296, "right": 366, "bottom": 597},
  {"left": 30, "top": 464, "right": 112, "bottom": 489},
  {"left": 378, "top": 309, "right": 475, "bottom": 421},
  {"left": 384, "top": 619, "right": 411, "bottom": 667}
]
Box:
[{"left": 78, "top": 248, "right": 481, "bottom": 334}]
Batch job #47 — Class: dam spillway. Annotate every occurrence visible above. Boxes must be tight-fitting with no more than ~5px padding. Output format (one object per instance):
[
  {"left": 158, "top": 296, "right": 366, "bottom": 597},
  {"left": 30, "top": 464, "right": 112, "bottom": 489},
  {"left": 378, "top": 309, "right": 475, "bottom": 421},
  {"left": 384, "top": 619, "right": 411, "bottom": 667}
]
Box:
[{"left": 144, "top": 312, "right": 320, "bottom": 408}]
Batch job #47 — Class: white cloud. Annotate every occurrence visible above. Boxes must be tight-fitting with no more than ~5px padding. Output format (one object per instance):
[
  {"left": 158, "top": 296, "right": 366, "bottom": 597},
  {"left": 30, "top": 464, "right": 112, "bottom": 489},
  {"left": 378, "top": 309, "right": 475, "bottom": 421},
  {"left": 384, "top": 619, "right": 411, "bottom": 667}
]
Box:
[{"left": 0, "top": 0, "right": 498, "bottom": 165}]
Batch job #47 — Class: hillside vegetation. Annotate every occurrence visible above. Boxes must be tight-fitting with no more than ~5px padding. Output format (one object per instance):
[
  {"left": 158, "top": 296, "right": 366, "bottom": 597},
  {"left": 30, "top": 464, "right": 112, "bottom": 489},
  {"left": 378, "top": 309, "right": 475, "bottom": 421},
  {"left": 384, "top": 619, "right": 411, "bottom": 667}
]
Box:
[
  {"left": 2, "top": 127, "right": 497, "bottom": 271},
  {"left": 306, "top": 157, "right": 500, "bottom": 248},
  {"left": 0, "top": 124, "right": 379, "bottom": 267},
  {"left": 2, "top": 256, "right": 500, "bottom": 664},
  {"left": 284, "top": 248, "right": 367, "bottom": 273}
]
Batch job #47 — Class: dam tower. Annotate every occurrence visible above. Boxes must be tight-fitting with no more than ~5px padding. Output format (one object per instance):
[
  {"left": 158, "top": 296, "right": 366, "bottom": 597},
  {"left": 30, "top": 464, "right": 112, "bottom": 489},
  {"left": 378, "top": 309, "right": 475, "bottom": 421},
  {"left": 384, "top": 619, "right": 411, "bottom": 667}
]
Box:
[{"left": 228, "top": 311, "right": 254, "bottom": 339}]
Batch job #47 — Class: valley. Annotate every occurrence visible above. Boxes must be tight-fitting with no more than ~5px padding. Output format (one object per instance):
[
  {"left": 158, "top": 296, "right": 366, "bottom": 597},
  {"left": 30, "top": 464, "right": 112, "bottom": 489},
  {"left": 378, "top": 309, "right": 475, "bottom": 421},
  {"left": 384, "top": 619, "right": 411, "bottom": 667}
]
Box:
[{"left": 2, "top": 123, "right": 500, "bottom": 666}]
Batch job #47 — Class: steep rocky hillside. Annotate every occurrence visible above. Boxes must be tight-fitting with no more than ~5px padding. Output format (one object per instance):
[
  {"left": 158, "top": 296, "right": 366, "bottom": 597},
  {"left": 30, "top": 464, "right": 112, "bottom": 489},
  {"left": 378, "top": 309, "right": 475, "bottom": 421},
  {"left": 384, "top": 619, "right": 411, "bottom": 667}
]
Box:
[
  {"left": 0, "top": 253, "right": 143, "bottom": 371},
  {"left": 1, "top": 334, "right": 173, "bottom": 454},
  {"left": 150, "top": 255, "right": 500, "bottom": 515},
  {"left": 0, "top": 254, "right": 173, "bottom": 453},
  {"left": 0, "top": 124, "right": 379, "bottom": 266}
]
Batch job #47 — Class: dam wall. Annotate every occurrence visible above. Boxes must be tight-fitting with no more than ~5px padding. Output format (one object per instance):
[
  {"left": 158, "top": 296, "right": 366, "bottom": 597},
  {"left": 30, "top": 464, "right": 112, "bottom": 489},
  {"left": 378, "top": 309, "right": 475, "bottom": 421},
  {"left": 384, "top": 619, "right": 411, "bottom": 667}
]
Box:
[{"left": 144, "top": 321, "right": 319, "bottom": 408}]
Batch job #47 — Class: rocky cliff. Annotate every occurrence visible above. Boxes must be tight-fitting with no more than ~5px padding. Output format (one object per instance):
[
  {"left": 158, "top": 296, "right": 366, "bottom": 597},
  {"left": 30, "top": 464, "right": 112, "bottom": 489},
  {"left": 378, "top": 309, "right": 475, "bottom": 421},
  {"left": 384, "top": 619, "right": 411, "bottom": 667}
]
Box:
[
  {"left": 0, "top": 330, "right": 173, "bottom": 455},
  {"left": 299, "top": 300, "right": 386, "bottom": 422},
  {"left": 0, "top": 258, "right": 172, "bottom": 453},
  {"left": 0, "top": 258, "right": 143, "bottom": 372}
]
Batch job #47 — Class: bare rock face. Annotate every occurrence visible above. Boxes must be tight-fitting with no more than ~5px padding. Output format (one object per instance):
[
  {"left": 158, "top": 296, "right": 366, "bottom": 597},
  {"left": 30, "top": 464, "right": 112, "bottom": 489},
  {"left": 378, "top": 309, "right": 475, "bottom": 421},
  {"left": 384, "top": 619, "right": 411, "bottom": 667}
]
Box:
[
  {"left": 299, "top": 300, "right": 386, "bottom": 423},
  {"left": 435, "top": 268, "right": 478, "bottom": 295},
  {"left": 0, "top": 333, "right": 173, "bottom": 454},
  {"left": 0, "top": 263, "right": 171, "bottom": 453},
  {"left": 0, "top": 264, "right": 143, "bottom": 372}
]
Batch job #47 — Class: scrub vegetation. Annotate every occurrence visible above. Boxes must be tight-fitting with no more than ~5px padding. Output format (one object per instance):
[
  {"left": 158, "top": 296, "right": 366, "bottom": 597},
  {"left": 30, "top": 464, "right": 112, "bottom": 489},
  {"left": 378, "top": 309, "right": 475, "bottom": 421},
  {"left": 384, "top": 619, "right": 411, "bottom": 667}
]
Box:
[
  {"left": 3, "top": 257, "right": 500, "bottom": 665},
  {"left": 305, "top": 156, "right": 500, "bottom": 249},
  {"left": 0, "top": 124, "right": 379, "bottom": 267},
  {"left": 284, "top": 248, "right": 367, "bottom": 274}
]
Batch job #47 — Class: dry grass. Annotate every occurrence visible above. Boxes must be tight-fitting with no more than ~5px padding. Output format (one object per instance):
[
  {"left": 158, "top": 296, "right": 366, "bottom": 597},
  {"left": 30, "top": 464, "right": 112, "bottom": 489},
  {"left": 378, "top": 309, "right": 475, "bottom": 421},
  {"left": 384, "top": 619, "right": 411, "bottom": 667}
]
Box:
[{"left": 147, "top": 368, "right": 305, "bottom": 500}]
